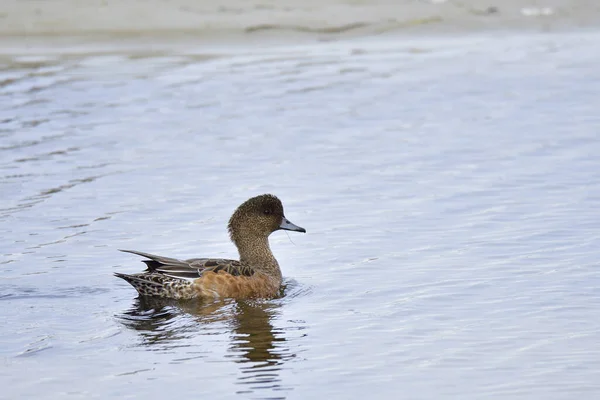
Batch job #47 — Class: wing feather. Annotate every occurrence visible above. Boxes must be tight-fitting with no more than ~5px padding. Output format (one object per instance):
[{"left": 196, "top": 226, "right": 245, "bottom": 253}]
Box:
[{"left": 119, "top": 249, "right": 255, "bottom": 282}]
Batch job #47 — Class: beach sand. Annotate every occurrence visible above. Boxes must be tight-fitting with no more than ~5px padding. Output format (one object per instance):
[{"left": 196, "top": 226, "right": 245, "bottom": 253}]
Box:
[{"left": 1, "top": 0, "right": 599, "bottom": 41}]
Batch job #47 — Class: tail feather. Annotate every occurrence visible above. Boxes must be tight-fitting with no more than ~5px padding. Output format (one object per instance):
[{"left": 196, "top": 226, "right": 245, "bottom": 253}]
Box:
[
  {"left": 119, "top": 249, "right": 189, "bottom": 272},
  {"left": 114, "top": 272, "right": 194, "bottom": 299}
]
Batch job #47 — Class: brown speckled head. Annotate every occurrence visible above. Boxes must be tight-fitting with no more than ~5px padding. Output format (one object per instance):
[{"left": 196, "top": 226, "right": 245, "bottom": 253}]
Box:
[{"left": 228, "top": 194, "right": 305, "bottom": 245}]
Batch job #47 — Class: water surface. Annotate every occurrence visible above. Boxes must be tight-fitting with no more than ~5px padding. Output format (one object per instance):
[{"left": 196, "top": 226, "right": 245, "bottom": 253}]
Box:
[{"left": 1, "top": 31, "right": 600, "bottom": 399}]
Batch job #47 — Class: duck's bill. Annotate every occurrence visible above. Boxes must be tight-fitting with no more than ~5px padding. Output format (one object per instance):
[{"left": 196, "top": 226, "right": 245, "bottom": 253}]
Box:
[{"left": 279, "top": 218, "right": 306, "bottom": 233}]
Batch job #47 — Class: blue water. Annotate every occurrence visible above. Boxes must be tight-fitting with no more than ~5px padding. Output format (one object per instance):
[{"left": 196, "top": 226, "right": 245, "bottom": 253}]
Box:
[{"left": 1, "top": 31, "right": 600, "bottom": 399}]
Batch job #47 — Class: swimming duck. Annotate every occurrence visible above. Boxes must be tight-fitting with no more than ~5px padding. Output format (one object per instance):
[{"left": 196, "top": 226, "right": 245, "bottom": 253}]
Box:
[{"left": 115, "top": 194, "right": 305, "bottom": 299}]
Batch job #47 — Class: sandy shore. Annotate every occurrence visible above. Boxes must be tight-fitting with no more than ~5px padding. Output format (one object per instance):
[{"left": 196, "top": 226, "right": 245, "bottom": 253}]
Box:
[{"left": 2, "top": 0, "right": 600, "bottom": 40}]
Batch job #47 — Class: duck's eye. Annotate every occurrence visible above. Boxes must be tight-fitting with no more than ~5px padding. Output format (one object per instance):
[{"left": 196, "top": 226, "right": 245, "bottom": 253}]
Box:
[{"left": 263, "top": 209, "right": 271, "bottom": 215}]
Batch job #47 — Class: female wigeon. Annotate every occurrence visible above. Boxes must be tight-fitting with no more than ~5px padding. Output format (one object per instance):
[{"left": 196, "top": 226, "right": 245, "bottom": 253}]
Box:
[{"left": 115, "top": 194, "right": 305, "bottom": 299}]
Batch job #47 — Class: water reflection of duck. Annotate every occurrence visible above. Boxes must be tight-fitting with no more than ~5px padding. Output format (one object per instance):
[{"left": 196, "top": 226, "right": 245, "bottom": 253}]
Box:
[
  {"left": 119, "top": 290, "right": 303, "bottom": 394},
  {"left": 115, "top": 194, "right": 305, "bottom": 299}
]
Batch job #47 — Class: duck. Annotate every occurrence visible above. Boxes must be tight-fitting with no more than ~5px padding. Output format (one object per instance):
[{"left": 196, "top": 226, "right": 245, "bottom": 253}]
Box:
[{"left": 115, "top": 194, "right": 305, "bottom": 300}]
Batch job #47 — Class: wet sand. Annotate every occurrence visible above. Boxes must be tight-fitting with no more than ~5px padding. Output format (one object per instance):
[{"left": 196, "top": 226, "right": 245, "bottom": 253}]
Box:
[{"left": 2, "top": 0, "right": 600, "bottom": 42}]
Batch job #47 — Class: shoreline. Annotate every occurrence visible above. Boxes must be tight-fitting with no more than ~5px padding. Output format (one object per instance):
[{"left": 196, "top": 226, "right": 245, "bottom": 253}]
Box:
[
  {"left": 3, "top": 1, "right": 600, "bottom": 36},
  {"left": 1, "top": 28, "right": 598, "bottom": 59},
  {"left": 1, "top": 0, "right": 600, "bottom": 55}
]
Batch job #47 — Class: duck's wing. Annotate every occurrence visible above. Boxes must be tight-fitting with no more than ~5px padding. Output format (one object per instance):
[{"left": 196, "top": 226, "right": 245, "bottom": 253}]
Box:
[
  {"left": 186, "top": 257, "right": 255, "bottom": 277},
  {"left": 119, "top": 249, "right": 255, "bottom": 282}
]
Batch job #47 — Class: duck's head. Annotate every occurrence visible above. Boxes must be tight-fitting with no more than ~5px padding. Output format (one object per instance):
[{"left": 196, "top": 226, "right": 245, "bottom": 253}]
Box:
[{"left": 228, "top": 194, "right": 306, "bottom": 243}]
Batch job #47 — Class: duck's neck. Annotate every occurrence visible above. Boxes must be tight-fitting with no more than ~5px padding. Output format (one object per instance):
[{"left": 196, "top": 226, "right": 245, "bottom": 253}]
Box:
[{"left": 234, "top": 235, "right": 282, "bottom": 279}]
